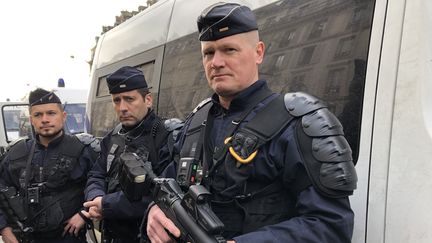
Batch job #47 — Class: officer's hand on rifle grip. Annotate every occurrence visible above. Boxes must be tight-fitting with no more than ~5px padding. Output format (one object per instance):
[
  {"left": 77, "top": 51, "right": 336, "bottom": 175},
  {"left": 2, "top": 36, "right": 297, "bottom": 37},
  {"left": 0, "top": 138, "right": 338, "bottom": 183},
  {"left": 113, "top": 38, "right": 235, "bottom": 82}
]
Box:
[
  {"left": 0, "top": 226, "right": 19, "bottom": 243},
  {"left": 147, "top": 204, "right": 180, "bottom": 243}
]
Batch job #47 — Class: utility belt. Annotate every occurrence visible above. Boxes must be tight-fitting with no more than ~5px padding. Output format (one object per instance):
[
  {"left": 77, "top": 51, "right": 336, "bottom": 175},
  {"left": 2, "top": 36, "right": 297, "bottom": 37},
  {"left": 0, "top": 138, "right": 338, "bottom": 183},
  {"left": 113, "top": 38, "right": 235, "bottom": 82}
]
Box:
[
  {"left": 12, "top": 228, "right": 87, "bottom": 242},
  {"left": 29, "top": 228, "right": 68, "bottom": 239},
  {"left": 210, "top": 180, "right": 297, "bottom": 238},
  {"left": 102, "top": 218, "right": 140, "bottom": 241}
]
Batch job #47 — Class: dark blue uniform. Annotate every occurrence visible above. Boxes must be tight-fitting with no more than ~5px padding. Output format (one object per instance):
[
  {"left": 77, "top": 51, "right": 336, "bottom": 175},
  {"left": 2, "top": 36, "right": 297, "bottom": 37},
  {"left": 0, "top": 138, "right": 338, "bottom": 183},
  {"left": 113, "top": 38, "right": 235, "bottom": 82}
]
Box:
[
  {"left": 160, "top": 80, "right": 355, "bottom": 243},
  {"left": 0, "top": 133, "right": 96, "bottom": 243},
  {"left": 85, "top": 111, "right": 173, "bottom": 243}
]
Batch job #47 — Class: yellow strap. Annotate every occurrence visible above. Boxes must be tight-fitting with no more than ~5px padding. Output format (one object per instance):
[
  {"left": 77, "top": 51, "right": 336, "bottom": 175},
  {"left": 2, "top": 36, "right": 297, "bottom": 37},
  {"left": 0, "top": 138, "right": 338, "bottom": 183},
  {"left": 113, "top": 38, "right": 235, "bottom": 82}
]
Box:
[
  {"left": 224, "top": 137, "right": 258, "bottom": 164},
  {"left": 229, "top": 147, "right": 257, "bottom": 164},
  {"left": 224, "top": 137, "right": 232, "bottom": 144}
]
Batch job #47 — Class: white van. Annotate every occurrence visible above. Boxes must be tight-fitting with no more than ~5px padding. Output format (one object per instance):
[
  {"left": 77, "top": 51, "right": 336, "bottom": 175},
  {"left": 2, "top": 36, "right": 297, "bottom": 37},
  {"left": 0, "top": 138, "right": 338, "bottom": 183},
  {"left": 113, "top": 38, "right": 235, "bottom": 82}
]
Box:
[{"left": 86, "top": 0, "right": 432, "bottom": 242}]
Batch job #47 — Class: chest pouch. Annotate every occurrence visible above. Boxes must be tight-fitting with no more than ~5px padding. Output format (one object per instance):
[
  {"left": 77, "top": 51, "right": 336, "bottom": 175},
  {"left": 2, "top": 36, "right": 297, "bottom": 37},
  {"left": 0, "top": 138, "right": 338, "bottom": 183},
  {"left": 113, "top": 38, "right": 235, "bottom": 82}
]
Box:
[
  {"left": 224, "top": 134, "right": 258, "bottom": 166},
  {"left": 28, "top": 195, "right": 64, "bottom": 233},
  {"left": 222, "top": 95, "right": 294, "bottom": 168}
]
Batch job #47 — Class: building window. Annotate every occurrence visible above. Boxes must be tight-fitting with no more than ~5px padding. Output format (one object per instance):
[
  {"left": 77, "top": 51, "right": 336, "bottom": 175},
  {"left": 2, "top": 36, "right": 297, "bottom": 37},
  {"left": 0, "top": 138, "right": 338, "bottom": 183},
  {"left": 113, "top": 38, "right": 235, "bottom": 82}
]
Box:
[
  {"left": 291, "top": 74, "right": 307, "bottom": 91},
  {"left": 281, "top": 73, "right": 307, "bottom": 93},
  {"left": 326, "top": 68, "right": 345, "bottom": 95},
  {"left": 348, "top": 7, "right": 366, "bottom": 28},
  {"left": 275, "top": 55, "right": 286, "bottom": 70},
  {"left": 298, "top": 46, "right": 316, "bottom": 65},
  {"left": 335, "top": 36, "right": 356, "bottom": 59},
  {"left": 279, "top": 31, "right": 296, "bottom": 48},
  {"left": 309, "top": 19, "right": 327, "bottom": 39}
]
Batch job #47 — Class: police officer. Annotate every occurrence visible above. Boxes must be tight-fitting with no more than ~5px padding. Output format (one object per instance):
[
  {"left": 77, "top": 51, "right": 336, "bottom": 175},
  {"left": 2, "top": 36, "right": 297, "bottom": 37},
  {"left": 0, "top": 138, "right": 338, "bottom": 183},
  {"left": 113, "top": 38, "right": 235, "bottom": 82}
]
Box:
[
  {"left": 0, "top": 88, "right": 98, "bottom": 243},
  {"left": 83, "top": 66, "right": 182, "bottom": 243},
  {"left": 146, "top": 2, "right": 357, "bottom": 243}
]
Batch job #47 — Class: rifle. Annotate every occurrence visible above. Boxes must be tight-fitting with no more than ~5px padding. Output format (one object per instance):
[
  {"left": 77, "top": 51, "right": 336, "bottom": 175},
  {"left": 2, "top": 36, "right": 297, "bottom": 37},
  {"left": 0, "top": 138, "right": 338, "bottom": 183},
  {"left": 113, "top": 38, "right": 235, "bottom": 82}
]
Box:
[
  {"left": 118, "top": 153, "right": 226, "bottom": 243},
  {"left": 0, "top": 186, "right": 33, "bottom": 243}
]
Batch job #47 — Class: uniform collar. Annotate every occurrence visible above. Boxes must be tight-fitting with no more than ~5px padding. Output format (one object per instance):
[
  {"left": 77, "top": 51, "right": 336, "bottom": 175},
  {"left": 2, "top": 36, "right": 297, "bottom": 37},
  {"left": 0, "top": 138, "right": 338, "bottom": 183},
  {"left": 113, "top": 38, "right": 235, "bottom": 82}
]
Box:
[
  {"left": 211, "top": 80, "right": 272, "bottom": 112},
  {"left": 35, "top": 130, "right": 65, "bottom": 149}
]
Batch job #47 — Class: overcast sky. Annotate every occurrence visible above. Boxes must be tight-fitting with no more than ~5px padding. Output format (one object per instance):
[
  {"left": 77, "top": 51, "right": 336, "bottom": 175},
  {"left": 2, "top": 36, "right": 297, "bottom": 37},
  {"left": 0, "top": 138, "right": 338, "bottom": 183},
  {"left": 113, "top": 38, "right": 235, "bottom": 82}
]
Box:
[{"left": 0, "top": 0, "right": 146, "bottom": 101}]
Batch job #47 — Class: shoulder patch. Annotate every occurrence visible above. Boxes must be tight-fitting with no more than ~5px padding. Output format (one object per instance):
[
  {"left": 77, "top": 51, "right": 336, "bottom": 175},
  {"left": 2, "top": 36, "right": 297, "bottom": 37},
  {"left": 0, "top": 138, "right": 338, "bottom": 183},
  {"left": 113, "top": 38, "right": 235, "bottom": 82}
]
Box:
[{"left": 284, "top": 92, "right": 327, "bottom": 117}]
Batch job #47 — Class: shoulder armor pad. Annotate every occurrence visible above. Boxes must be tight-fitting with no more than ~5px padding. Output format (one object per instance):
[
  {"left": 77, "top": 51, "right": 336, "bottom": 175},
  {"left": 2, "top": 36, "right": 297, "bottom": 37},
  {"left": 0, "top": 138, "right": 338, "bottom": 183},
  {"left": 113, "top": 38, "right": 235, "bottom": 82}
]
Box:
[
  {"left": 284, "top": 92, "right": 327, "bottom": 117},
  {"left": 302, "top": 108, "right": 344, "bottom": 137},
  {"left": 7, "top": 138, "right": 29, "bottom": 160},
  {"left": 312, "top": 136, "right": 352, "bottom": 162},
  {"left": 163, "top": 118, "right": 184, "bottom": 132},
  {"left": 292, "top": 98, "right": 357, "bottom": 198},
  {"left": 7, "top": 136, "right": 29, "bottom": 150},
  {"left": 163, "top": 118, "right": 184, "bottom": 142},
  {"left": 192, "top": 98, "right": 212, "bottom": 114},
  {"left": 75, "top": 133, "right": 101, "bottom": 153},
  {"left": 301, "top": 135, "right": 357, "bottom": 198}
]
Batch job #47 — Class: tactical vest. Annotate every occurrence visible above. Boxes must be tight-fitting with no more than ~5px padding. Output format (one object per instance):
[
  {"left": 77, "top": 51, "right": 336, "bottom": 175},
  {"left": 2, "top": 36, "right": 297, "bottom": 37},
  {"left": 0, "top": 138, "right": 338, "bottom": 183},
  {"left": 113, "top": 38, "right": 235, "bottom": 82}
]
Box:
[
  {"left": 180, "top": 91, "right": 357, "bottom": 238},
  {"left": 103, "top": 117, "right": 172, "bottom": 239},
  {"left": 7, "top": 135, "right": 86, "bottom": 235},
  {"left": 105, "top": 118, "right": 170, "bottom": 194}
]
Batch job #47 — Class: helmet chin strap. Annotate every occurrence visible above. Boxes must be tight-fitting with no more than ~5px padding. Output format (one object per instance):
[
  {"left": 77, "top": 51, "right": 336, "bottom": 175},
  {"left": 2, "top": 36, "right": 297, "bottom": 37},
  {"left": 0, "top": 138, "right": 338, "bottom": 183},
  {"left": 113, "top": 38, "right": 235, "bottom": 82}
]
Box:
[
  {"left": 118, "top": 118, "right": 146, "bottom": 140},
  {"left": 118, "top": 109, "right": 153, "bottom": 141}
]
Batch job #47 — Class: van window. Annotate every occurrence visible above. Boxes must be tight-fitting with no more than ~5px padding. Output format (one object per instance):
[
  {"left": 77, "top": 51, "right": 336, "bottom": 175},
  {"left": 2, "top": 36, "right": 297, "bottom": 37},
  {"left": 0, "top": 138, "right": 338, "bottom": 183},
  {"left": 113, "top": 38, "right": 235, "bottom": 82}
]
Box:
[
  {"left": 97, "top": 76, "right": 110, "bottom": 97},
  {"left": 64, "top": 103, "right": 86, "bottom": 134},
  {"left": 158, "top": 0, "right": 375, "bottom": 162},
  {"left": 2, "top": 105, "right": 32, "bottom": 142}
]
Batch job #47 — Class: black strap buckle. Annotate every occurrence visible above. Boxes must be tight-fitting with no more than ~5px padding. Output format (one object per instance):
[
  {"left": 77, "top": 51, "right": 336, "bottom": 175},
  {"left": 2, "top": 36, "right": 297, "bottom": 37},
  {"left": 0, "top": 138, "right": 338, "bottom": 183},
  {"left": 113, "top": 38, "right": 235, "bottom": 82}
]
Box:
[{"left": 234, "top": 193, "right": 252, "bottom": 201}]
